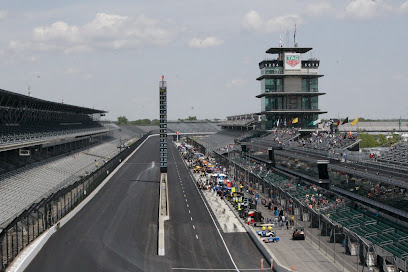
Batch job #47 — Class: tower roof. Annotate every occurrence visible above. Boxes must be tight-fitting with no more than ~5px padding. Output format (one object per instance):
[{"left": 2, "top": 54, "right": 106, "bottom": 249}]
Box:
[{"left": 266, "top": 47, "right": 312, "bottom": 54}]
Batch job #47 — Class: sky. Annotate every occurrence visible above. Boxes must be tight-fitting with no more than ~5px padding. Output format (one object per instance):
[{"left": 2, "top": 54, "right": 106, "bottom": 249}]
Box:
[{"left": 0, "top": 0, "right": 407, "bottom": 121}]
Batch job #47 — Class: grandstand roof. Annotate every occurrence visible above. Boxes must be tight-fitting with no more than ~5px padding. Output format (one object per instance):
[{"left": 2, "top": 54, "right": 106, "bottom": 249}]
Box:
[{"left": 0, "top": 89, "right": 106, "bottom": 114}]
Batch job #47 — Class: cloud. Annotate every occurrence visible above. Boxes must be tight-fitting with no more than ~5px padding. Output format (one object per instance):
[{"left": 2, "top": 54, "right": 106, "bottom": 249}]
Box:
[
  {"left": 9, "top": 12, "right": 178, "bottom": 57},
  {"left": 344, "top": 0, "right": 391, "bottom": 19},
  {"left": 242, "top": 10, "right": 263, "bottom": 32},
  {"left": 242, "top": 10, "right": 300, "bottom": 33},
  {"left": 226, "top": 79, "right": 246, "bottom": 88},
  {"left": 305, "top": 2, "right": 332, "bottom": 17},
  {"left": 34, "top": 21, "right": 81, "bottom": 43},
  {"left": 188, "top": 36, "right": 223, "bottom": 48},
  {"left": 391, "top": 74, "right": 406, "bottom": 81},
  {"left": 0, "top": 10, "right": 8, "bottom": 20},
  {"left": 401, "top": 1, "right": 408, "bottom": 13},
  {"left": 63, "top": 67, "right": 81, "bottom": 75}
]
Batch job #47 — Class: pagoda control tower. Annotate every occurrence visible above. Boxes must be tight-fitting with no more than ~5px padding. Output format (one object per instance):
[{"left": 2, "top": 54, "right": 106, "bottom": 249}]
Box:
[{"left": 256, "top": 46, "right": 327, "bottom": 130}]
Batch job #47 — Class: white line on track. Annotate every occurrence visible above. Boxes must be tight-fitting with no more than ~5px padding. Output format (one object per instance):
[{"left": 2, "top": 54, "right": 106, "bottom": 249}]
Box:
[
  {"left": 190, "top": 217, "right": 193, "bottom": 221},
  {"left": 193, "top": 225, "right": 195, "bottom": 229},
  {"left": 196, "top": 235, "right": 198, "bottom": 239},
  {"left": 188, "top": 210, "right": 191, "bottom": 213},
  {"left": 187, "top": 204, "right": 189, "bottom": 207}
]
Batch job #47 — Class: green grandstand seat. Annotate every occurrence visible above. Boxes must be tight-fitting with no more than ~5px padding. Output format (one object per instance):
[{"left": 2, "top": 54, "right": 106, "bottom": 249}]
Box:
[
  {"left": 376, "top": 222, "right": 395, "bottom": 233},
  {"left": 384, "top": 245, "right": 404, "bottom": 258}
]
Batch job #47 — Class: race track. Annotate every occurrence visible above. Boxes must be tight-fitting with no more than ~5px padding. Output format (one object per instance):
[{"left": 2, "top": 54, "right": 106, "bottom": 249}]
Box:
[{"left": 25, "top": 136, "right": 264, "bottom": 272}]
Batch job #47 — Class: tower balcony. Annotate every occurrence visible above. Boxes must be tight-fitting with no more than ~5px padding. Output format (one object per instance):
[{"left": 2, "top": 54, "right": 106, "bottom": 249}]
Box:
[
  {"left": 257, "top": 72, "right": 323, "bottom": 81},
  {"left": 256, "top": 92, "right": 326, "bottom": 98},
  {"left": 260, "top": 109, "right": 328, "bottom": 114}
]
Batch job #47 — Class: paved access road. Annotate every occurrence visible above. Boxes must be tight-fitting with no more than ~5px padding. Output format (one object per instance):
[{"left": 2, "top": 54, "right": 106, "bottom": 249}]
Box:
[{"left": 26, "top": 137, "right": 264, "bottom": 272}]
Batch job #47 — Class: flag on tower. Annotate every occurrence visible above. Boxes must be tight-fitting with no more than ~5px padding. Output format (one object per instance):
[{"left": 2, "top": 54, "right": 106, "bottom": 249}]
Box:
[
  {"left": 292, "top": 117, "right": 299, "bottom": 124},
  {"left": 313, "top": 119, "right": 321, "bottom": 126},
  {"left": 341, "top": 117, "right": 349, "bottom": 125},
  {"left": 351, "top": 118, "right": 359, "bottom": 126}
]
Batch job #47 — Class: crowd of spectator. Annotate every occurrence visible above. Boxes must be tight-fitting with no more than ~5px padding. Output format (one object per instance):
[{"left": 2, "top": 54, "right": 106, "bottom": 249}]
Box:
[
  {"left": 261, "top": 128, "right": 299, "bottom": 147},
  {"left": 295, "top": 131, "right": 358, "bottom": 151},
  {"left": 230, "top": 156, "right": 346, "bottom": 213}
]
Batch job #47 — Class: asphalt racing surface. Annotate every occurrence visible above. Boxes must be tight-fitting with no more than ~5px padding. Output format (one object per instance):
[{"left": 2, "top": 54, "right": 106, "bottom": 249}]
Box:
[{"left": 25, "top": 136, "right": 264, "bottom": 272}]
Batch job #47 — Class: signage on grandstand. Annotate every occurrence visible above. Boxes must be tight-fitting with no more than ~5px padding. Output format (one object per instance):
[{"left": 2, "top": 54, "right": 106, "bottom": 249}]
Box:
[
  {"left": 284, "top": 53, "right": 301, "bottom": 70},
  {"left": 19, "top": 149, "right": 30, "bottom": 156}
]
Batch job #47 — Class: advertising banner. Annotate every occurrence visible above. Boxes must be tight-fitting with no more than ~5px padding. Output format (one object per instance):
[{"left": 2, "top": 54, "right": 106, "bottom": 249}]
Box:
[{"left": 284, "top": 53, "right": 301, "bottom": 70}]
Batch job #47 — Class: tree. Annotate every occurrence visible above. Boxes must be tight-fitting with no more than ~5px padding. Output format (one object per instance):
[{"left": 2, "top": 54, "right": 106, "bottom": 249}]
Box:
[
  {"left": 151, "top": 119, "right": 160, "bottom": 125},
  {"left": 117, "top": 116, "right": 129, "bottom": 126},
  {"left": 359, "top": 133, "right": 378, "bottom": 148},
  {"left": 377, "top": 134, "right": 388, "bottom": 146},
  {"left": 130, "top": 119, "right": 154, "bottom": 125},
  {"left": 187, "top": 116, "right": 197, "bottom": 121}
]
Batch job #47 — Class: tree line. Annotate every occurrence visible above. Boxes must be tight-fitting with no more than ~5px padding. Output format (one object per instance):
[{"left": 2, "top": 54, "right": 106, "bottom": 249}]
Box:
[
  {"left": 117, "top": 116, "right": 160, "bottom": 126},
  {"left": 116, "top": 116, "right": 219, "bottom": 126},
  {"left": 359, "top": 132, "right": 401, "bottom": 148}
]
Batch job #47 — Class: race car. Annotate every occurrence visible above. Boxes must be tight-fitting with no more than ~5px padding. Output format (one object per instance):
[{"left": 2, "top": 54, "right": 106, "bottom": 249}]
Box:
[
  {"left": 193, "top": 166, "right": 202, "bottom": 173},
  {"left": 256, "top": 230, "right": 275, "bottom": 237},
  {"left": 263, "top": 237, "right": 280, "bottom": 243},
  {"left": 292, "top": 228, "right": 305, "bottom": 240}
]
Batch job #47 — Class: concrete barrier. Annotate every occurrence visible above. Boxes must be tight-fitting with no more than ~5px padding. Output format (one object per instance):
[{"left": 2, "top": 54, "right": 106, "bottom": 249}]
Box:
[
  {"left": 6, "top": 135, "right": 155, "bottom": 272},
  {"left": 158, "top": 173, "right": 169, "bottom": 256}
]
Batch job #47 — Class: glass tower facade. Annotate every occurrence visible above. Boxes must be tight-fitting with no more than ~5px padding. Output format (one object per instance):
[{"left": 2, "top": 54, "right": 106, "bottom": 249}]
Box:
[{"left": 256, "top": 47, "right": 327, "bottom": 130}]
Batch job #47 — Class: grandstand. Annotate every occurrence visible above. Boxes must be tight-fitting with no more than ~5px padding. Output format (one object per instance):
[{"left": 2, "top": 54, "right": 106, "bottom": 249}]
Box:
[
  {"left": 225, "top": 151, "right": 408, "bottom": 271},
  {"left": 0, "top": 89, "right": 112, "bottom": 174},
  {"left": 219, "top": 113, "right": 260, "bottom": 130},
  {"left": 194, "top": 130, "right": 257, "bottom": 152},
  {"left": 375, "top": 142, "right": 408, "bottom": 166},
  {"left": 252, "top": 128, "right": 299, "bottom": 148},
  {"left": 326, "top": 207, "right": 408, "bottom": 263},
  {"left": 0, "top": 140, "right": 119, "bottom": 227},
  {"left": 167, "top": 121, "right": 220, "bottom": 133},
  {"left": 338, "top": 121, "right": 408, "bottom": 133},
  {"left": 293, "top": 131, "right": 360, "bottom": 151},
  {"left": 0, "top": 89, "right": 108, "bottom": 146},
  {"left": 0, "top": 89, "right": 119, "bottom": 227}
]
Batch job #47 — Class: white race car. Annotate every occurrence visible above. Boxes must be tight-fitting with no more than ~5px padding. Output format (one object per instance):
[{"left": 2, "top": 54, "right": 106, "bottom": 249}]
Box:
[{"left": 256, "top": 230, "right": 275, "bottom": 237}]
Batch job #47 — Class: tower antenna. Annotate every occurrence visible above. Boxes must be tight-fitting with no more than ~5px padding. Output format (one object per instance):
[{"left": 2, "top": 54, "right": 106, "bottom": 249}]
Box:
[{"left": 294, "top": 23, "right": 297, "bottom": 46}]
